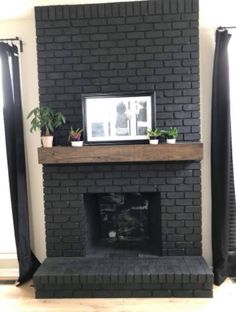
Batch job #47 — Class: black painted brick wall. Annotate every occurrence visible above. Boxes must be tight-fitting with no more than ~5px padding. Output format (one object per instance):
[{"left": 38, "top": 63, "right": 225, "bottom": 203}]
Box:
[
  {"left": 43, "top": 162, "right": 201, "bottom": 257},
  {"left": 35, "top": 0, "right": 202, "bottom": 259},
  {"left": 35, "top": 0, "right": 199, "bottom": 145}
]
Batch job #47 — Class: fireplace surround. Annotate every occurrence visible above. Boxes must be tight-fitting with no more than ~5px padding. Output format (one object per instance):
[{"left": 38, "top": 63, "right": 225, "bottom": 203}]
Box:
[
  {"left": 41, "top": 162, "right": 203, "bottom": 258},
  {"left": 34, "top": 160, "right": 213, "bottom": 298},
  {"left": 33, "top": 0, "right": 213, "bottom": 298}
]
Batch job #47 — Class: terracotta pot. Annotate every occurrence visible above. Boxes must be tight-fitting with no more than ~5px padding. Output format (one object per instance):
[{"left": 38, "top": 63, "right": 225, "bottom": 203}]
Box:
[
  {"left": 71, "top": 141, "right": 83, "bottom": 147},
  {"left": 41, "top": 136, "right": 53, "bottom": 147}
]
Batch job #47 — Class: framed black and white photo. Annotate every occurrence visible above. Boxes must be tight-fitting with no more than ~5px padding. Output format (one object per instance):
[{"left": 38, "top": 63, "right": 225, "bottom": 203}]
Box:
[{"left": 82, "top": 92, "right": 156, "bottom": 145}]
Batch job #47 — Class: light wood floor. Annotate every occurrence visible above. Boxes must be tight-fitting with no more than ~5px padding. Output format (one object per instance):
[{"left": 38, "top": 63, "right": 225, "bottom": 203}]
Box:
[{"left": 0, "top": 278, "right": 235, "bottom": 312}]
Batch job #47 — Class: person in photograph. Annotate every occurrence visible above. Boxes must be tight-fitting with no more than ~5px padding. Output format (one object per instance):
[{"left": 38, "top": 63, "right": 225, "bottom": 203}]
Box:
[
  {"left": 115, "top": 102, "right": 129, "bottom": 136},
  {"left": 136, "top": 101, "right": 147, "bottom": 122},
  {"left": 136, "top": 100, "right": 148, "bottom": 135}
]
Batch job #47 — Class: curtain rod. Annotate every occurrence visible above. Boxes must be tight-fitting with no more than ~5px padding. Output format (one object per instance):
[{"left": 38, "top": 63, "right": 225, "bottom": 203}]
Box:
[
  {"left": 219, "top": 26, "right": 236, "bottom": 30},
  {"left": 0, "top": 37, "right": 23, "bottom": 52}
]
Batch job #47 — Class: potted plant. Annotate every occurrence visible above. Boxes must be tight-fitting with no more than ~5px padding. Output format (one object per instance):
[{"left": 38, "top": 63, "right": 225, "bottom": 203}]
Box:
[
  {"left": 166, "top": 127, "right": 179, "bottom": 144},
  {"left": 68, "top": 127, "right": 84, "bottom": 147},
  {"left": 159, "top": 129, "right": 168, "bottom": 143},
  {"left": 147, "top": 128, "right": 162, "bottom": 144},
  {"left": 27, "top": 106, "right": 66, "bottom": 147}
]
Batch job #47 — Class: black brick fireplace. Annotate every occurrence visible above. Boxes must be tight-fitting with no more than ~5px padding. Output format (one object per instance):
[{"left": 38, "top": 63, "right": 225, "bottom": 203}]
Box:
[
  {"left": 35, "top": 161, "right": 213, "bottom": 298},
  {"left": 43, "top": 162, "right": 202, "bottom": 258},
  {"left": 33, "top": 0, "right": 213, "bottom": 298}
]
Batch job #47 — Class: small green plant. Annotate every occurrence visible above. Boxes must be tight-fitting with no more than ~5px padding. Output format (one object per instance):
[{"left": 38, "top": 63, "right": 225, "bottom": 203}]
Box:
[
  {"left": 147, "top": 128, "right": 162, "bottom": 139},
  {"left": 68, "top": 127, "right": 83, "bottom": 142},
  {"left": 27, "top": 106, "right": 66, "bottom": 136},
  {"left": 166, "top": 127, "right": 178, "bottom": 139}
]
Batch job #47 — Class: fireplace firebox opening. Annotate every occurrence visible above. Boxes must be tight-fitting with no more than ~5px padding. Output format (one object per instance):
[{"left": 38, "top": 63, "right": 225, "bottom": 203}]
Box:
[{"left": 84, "top": 192, "right": 161, "bottom": 257}]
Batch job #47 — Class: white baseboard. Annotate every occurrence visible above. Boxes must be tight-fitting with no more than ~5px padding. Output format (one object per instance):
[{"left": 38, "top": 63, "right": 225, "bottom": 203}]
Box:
[
  {"left": 0, "top": 253, "right": 17, "bottom": 259},
  {"left": 0, "top": 268, "right": 19, "bottom": 280},
  {"left": 0, "top": 253, "right": 18, "bottom": 279}
]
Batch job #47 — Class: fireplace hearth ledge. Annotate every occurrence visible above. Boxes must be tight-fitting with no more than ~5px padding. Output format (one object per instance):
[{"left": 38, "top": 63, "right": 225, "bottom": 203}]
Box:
[{"left": 33, "top": 256, "right": 213, "bottom": 298}]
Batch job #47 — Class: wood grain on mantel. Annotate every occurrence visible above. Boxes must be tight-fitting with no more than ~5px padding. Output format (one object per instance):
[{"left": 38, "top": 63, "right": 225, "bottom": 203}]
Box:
[{"left": 38, "top": 143, "right": 203, "bottom": 164}]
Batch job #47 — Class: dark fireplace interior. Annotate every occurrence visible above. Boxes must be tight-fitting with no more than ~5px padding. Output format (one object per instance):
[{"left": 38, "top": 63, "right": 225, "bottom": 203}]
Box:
[{"left": 84, "top": 192, "right": 161, "bottom": 257}]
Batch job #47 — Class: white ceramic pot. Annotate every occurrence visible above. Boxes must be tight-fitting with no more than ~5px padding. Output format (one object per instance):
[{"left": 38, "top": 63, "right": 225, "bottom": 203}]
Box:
[
  {"left": 166, "top": 138, "right": 176, "bottom": 144},
  {"left": 41, "top": 136, "right": 53, "bottom": 148},
  {"left": 149, "top": 139, "right": 159, "bottom": 145},
  {"left": 71, "top": 141, "right": 83, "bottom": 147}
]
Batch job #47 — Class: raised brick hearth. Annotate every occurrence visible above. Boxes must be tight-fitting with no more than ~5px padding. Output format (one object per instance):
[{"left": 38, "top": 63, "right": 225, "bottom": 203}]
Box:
[
  {"left": 33, "top": 0, "right": 213, "bottom": 298},
  {"left": 34, "top": 257, "right": 213, "bottom": 298}
]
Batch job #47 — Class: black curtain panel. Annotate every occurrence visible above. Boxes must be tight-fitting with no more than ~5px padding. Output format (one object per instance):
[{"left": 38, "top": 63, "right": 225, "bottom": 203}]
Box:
[
  {"left": 0, "top": 42, "right": 40, "bottom": 285},
  {"left": 211, "top": 28, "right": 232, "bottom": 285},
  {"left": 228, "top": 147, "right": 236, "bottom": 276}
]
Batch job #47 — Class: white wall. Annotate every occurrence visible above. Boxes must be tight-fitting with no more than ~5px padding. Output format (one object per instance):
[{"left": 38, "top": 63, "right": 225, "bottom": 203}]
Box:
[
  {"left": 0, "top": 17, "right": 46, "bottom": 261},
  {"left": 1, "top": 0, "right": 235, "bottom": 264}
]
